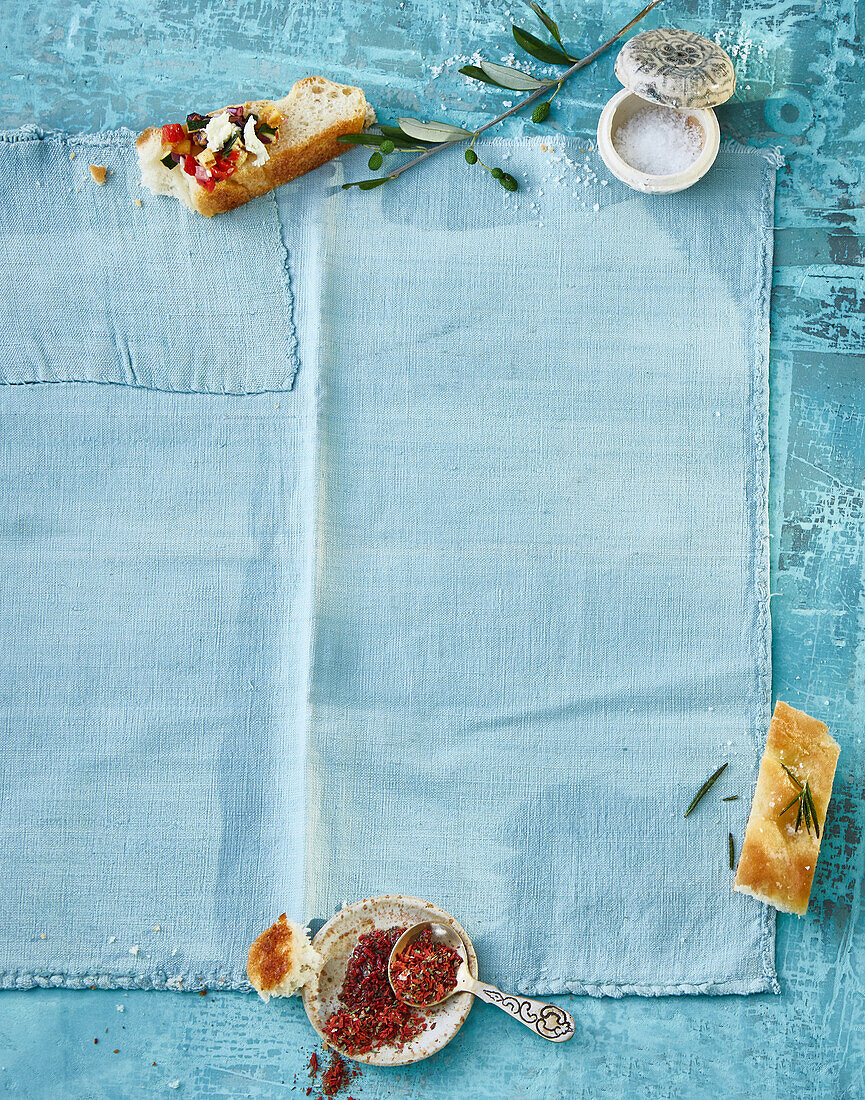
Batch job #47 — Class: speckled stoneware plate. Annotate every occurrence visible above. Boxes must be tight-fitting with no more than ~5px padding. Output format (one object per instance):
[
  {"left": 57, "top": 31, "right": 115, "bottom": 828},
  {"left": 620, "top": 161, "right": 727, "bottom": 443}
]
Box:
[{"left": 302, "top": 895, "right": 478, "bottom": 1067}]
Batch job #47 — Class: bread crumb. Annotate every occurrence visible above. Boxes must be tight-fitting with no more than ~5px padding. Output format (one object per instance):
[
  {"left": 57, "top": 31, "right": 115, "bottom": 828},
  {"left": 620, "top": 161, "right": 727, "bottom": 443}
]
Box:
[
  {"left": 40, "top": 933, "right": 46, "bottom": 940},
  {"left": 89, "top": 165, "right": 108, "bottom": 185},
  {"left": 70, "top": 152, "right": 76, "bottom": 160},
  {"left": 129, "top": 945, "right": 140, "bottom": 956},
  {"left": 135, "top": 198, "right": 143, "bottom": 207}
]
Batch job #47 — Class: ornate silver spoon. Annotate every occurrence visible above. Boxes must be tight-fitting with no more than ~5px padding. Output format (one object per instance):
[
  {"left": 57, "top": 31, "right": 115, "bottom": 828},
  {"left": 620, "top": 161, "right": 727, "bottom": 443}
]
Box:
[{"left": 388, "top": 921, "right": 576, "bottom": 1042}]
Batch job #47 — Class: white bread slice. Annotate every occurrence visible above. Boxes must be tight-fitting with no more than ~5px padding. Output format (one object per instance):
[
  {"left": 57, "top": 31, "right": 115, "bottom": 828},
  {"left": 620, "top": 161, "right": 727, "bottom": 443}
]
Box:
[{"left": 137, "top": 77, "right": 375, "bottom": 216}]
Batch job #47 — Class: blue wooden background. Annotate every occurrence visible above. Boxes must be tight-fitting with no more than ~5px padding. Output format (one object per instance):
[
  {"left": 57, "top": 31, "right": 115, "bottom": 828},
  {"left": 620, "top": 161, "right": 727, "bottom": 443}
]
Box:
[{"left": 1, "top": 0, "right": 862, "bottom": 1096}]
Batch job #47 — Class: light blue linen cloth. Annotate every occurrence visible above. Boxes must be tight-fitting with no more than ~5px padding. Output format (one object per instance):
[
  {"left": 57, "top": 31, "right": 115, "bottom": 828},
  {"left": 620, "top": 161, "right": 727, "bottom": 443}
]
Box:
[
  {"left": 0, "top": 128, "right": 779, "bottom": 995},
  {"left": 306, "top": 139, "right": 779, "bottom": 995},
  {"left": 0, "top": 130, "right": 313, "bottom": 990}
]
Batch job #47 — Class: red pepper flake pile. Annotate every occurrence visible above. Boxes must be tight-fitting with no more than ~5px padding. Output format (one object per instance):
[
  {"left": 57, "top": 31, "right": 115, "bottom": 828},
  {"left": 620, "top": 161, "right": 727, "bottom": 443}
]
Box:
[
  {"left": 322, "top": 927, "right": 425, "bottom": 1056},
  {"left": 321, "top": 1053, "right": 349, "bottom": 1096},
  {"left": 307, "top": 1049, "right": 359, "bottom": 1099},
  {"left": 389, "top": 929, "right": 461, "bottom": 1007}
]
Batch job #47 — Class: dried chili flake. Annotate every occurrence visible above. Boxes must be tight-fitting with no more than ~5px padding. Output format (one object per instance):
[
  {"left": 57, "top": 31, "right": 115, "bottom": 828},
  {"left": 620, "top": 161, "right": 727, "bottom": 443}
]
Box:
[
  {"left": 309, "top": 1051, "right": 319, "bottom": 1077},
  {"left": 322, "top": 926, "right": 425, "bottom": 1056},
  {"left": 321, "top": 1052, "right": 349, "bottom": 1096},
  {"left": 390, "top": 929, "right": 460, "bottom": 1007}
]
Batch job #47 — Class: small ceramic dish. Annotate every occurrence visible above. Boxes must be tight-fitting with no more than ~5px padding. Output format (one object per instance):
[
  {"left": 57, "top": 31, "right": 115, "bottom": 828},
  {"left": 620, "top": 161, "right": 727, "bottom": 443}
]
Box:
[
  {"left": 302, "top": 895, "right": 478, "bottom": 1067},
  {"left": 597, "top": 89, "right": 720, "bottom": 194},
  {"left": 597, "top": 28, "right": 734, "bottom": 194}
]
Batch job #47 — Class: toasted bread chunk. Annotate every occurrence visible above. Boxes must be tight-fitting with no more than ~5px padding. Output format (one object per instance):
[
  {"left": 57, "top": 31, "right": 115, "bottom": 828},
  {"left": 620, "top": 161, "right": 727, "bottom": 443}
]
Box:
[
  {"left": 137, "top": 77, "right": 375, "bottom": 216},
  {"left": 247, "top": 914, "right": 323, "bottom": 1002}
]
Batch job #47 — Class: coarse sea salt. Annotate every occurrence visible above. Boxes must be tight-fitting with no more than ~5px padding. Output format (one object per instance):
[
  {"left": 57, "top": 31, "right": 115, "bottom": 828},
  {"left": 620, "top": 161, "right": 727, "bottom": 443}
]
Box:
[{"left": 613, "top": 105, "right": 703, "bottom": 176}]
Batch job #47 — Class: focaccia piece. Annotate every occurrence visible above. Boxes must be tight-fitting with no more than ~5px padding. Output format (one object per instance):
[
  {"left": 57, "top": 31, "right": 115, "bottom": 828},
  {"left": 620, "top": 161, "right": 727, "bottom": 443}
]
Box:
[{"left": 734, "top": 701, "right": 840, "bottom": 916}]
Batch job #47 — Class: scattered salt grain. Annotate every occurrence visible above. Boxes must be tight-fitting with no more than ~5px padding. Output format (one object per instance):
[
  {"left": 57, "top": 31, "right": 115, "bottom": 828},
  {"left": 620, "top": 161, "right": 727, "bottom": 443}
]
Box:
[
  {"left": 613, "top": 106, "right": 703, "bottom": 176},
  {"left": 129, "top": 945, "right": 139, "bottom": 956},
  {"left": 108, "top": 936, "right": 116, "bottom": 943}
]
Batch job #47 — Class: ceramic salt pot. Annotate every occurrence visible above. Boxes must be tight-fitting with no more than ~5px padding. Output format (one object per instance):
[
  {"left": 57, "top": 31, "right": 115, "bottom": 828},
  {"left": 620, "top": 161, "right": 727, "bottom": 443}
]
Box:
[{"left": 597, "top": 29, "right": 736, "bottom": 194}]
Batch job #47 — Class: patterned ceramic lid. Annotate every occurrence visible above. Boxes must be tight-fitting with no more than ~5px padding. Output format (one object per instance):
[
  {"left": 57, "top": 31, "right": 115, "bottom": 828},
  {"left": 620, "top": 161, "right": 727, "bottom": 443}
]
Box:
[{"left": 615, "top": 29, "right": 736, "bottom": 109}]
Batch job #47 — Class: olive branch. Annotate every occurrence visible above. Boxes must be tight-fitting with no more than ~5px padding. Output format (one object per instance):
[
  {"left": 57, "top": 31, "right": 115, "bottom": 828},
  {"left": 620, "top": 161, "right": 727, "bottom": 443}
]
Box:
[{"left": 338, "top": 0, "right": 665, "bottom": 192}]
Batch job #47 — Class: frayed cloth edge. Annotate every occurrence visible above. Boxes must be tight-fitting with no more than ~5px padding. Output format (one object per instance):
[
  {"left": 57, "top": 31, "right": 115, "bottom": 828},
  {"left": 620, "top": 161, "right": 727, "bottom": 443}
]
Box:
[{"left": 1, "top": 971, "right": 780, "bottom": 997}]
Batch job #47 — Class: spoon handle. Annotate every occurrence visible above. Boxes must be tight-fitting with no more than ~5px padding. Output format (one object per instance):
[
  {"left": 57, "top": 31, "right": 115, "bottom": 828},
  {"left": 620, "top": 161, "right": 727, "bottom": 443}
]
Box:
[{"left": 467, "top": 980, "right": 576, "bottom": 1042}]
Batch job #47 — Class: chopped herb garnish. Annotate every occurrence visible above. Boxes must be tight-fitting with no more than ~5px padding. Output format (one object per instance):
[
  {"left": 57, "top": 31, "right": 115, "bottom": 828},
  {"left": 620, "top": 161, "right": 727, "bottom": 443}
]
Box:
[
  {"left": 728, "top": 832, "right": 735, "bottom": 869},
  {"left": 778, "top": 765, "right": 820, "bottom": 838},
  {"left": 801, "top": 787, "right": 814, "bottom": 836},
  {"left": 721, "top": 795, "right": 739, "bottom": 802},
  {"left": 684, "top": 762, "right": 728, "bottom": 818},
  {"left": 780, "top": 762, "right": 803, "bottom": 790},
  {"left": 221, "top": 131, "right": 240, "bottom": 156}
]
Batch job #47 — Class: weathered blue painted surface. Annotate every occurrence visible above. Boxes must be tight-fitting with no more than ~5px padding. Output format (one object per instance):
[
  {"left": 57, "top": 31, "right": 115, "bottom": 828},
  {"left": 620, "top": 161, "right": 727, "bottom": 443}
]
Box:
[{"left": 0, "top": 0, "right": 862, "bottom": 1096}]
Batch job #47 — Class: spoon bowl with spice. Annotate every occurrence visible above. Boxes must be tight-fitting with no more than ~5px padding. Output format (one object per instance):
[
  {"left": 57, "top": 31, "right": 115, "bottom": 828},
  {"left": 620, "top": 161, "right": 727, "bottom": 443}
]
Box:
[{"left": 389, "top": 922, "right": 576, "bottom": 1043}]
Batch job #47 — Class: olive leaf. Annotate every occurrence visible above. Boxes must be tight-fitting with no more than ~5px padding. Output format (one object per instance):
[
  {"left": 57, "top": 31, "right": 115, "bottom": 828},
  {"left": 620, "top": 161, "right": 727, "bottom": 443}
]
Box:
[
  {"left": 479, "top": 61, "right": 554, "bottom": 91},
  {"left": 512, "top": 26, "right": 573, "bottom": 64},
  {"left": 397, "top": 117, "right": 474, "bottom": 143},
  {"left": 528, "top": 1, "right": 565, "bottom": 48},
  {"left": 342, "top": 177, "right": 391, "bottom": 190},
  {"left": 337, "top": 132, "right": 424, "bottom": 151},
  {"left": 378, "top": 123, "right": 436, "bottom": 145},
  {"left": 459, "top": 64, "right": 507, "bottom": 86}
]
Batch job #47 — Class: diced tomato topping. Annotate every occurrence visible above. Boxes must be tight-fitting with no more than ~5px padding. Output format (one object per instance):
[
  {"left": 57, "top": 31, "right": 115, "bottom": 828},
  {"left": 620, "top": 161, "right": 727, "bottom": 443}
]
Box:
[
  {"left": 162, "top": 123, "right": 185, "bottom": 144},
  {"left": 182, "top": 155, "right": 197, "bottom": 176},
  {"left": 209, "top": 149, "right": 241, "bottom": 182}
]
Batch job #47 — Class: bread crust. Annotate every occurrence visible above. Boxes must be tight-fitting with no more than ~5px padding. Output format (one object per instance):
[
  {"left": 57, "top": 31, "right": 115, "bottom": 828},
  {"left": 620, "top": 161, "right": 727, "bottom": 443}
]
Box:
[
  {"left": 733, "top": 701, "right": 840, "bottom": 915},
  {"left": 137, "top": 78, "right": 372, "bottom": 216}
]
